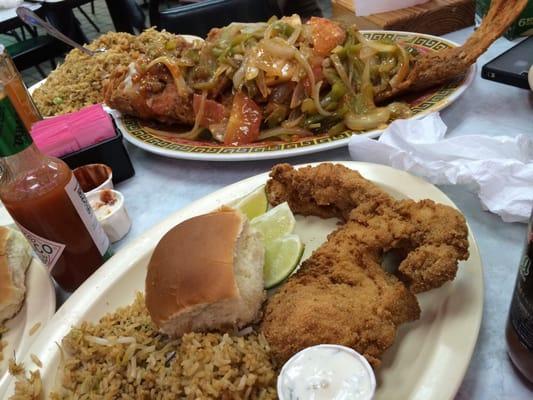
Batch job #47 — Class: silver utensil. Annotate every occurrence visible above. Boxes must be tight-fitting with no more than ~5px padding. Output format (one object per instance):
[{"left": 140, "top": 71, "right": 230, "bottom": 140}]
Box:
[{"left": 16, "top": 6, "right": 105, "bottom": 57}]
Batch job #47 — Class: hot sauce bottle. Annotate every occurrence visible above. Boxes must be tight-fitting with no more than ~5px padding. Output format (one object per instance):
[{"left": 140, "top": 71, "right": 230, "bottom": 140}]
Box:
[
  {"left": 0, "top": 85, "right": 111, "bottom": 292},
  {"left": 0, "top": 45, "right": 40, "bottom": 131},
  {"left": 506, "top": 211, "right": 533, "bottom": 382}
]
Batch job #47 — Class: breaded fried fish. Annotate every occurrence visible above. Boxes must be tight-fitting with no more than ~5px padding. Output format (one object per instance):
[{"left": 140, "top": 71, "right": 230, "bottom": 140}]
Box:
[{"left": 261, "top": 164, "right": 469, "bottom": 367}]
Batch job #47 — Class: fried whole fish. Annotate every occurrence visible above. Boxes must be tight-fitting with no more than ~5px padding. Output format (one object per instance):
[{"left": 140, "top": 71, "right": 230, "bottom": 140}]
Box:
[
  {"left": 261, "top": 164, "right": 469, "bottom": 367},
  {"left": 104, "top": 0, "right": 526, "bottom": 145},
  {"left": 376, "top": 0, "right": 528, "bottom": 102}
]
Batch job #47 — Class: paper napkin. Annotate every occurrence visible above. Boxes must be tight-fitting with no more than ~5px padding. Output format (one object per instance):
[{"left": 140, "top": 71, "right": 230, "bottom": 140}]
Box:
[
  {"left": 32, "top": 104, "right": 116, "bottom": 157},
  {"left": 349, "top": 113, "right": 533, "bottom": 223}
]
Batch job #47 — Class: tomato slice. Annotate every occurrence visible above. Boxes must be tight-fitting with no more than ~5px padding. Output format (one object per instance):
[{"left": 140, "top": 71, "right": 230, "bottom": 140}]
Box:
[
  {"left": 193, "top": 94, "right": 228, "bottom": 127},
  {"left": 307, "top": 17, "right": 346, "bottom": 57},
  {"left": 224, "top": 92, "right": 262, "bottom": 145}
]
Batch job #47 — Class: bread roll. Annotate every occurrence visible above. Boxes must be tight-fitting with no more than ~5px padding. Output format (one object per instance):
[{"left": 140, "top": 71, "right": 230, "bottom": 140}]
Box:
[
  {"left": 145, "top": 208, "right": 265, "bottom": 336},
  {"left": 0, "top": 226, "right": 33, "bottom": 322}
]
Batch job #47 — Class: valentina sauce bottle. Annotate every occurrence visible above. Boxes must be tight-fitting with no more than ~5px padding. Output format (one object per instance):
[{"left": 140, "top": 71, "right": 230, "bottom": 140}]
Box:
[{"left": 0, "top": 83, "right": 111, "bottom": 291}]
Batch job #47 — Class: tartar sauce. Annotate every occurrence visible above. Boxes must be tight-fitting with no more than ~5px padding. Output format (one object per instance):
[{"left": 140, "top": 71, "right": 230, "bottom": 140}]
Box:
[
  {"left": 89, "top": 189, "right": 119, "bottom": 221},
  {"left": 278, "top": 345, "right": 376, "bottom": 400}
]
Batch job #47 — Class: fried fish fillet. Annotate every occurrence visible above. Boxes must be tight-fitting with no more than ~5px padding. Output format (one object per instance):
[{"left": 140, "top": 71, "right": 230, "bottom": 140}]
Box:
[{"left": 261, "top": 164, "right": 469, "bottom": 367}]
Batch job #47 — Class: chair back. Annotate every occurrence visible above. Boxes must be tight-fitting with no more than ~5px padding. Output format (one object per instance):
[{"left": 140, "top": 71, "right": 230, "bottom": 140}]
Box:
[
  {"left": 105, "top": 0, "right": 146, "bottom": 34},
  {"left": 43, "top": 2, "right": 88, "bottom": 45},
  {"left": 149, "top": 0, "right": 281, "bottom": 37}
]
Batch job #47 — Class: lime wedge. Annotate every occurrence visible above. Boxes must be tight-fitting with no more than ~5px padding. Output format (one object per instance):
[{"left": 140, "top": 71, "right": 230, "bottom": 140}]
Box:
[
  {"left": 264, "top": 234, "right": 304, "bottom": 289},
  {"left": 251, "top": 202, "right": 295, "bottom": 242},
  {"left": 234, "top": 186, "right": 268, "bottom": 220}
]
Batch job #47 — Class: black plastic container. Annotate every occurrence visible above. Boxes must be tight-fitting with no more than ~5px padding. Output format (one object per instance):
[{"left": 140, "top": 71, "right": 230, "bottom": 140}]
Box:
[{"left": 60, "top": 128, "right": 135, "bottom": 184}]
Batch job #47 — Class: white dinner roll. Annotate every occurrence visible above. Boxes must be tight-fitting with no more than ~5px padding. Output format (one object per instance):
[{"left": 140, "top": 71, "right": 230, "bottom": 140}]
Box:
[
  {"left": 0, "top": 226, "right": 33, "bottom": 322},
  {"left": 145, "top": 207, "right": 265, "bottom": 336}
]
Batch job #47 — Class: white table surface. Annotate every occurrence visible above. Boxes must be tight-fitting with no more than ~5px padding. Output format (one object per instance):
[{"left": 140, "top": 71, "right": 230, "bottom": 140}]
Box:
[
  {"left": 0, "top": 2, "right": 39, "bottom": 24},
  {"left": 56, "top": 26, "right": 533, "bottom": 399}
]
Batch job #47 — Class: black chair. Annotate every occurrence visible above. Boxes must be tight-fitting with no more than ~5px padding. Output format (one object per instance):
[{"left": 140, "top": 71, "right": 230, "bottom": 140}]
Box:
[
  {"left": 149, "top": 0, "right": 282, "bottom": 37},
  {"left": 105, "top": 0, "right": 146, "bottom": 34},
  {"left": 6, "top": 36, "right": 63, "bottom": 76},
  {"left": 8, "top": 3, "right": 88, "bottom": 78},
  {"left": 70, "top": 0, "right": 101, "bottom": 33}
]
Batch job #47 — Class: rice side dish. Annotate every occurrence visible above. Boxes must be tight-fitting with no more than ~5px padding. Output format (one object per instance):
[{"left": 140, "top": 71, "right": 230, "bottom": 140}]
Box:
[
  {"left": 9, "top": 294, "right": 277, "bottom": 399},
  {"left": 32, "top": 29, "right": 192, "bottom": 117}
]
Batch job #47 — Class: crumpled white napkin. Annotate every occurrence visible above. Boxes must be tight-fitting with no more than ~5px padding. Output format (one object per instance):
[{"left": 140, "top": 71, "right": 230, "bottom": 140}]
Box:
[
  {"left": 0, "top": 0, "right": 23, "bottom": 9},
  {"left": 348, "top": 113, "right": 533, "bottom": 223}
]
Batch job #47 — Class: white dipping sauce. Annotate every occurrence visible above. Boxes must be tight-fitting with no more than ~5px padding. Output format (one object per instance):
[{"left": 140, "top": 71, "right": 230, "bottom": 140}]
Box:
[
  {"left": 278, "top": 345, "right": 376, "bottom": 400},
  {"left": 89, "top": 190, "right": 120, "bottom": 221}
]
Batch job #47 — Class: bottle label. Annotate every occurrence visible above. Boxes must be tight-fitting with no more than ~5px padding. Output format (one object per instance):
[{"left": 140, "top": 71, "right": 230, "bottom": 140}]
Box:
[
  {"left": 63, "top": 175, "right": 110, "bottom": 256},
  {"left": 510, "top": 231, "right": 533, "bottom": 351},
  {"left": 0, "top": 95, "right": 33, "bottom": 157},
  {"left": 16, "top": 223, "right": 65, "bottom": 270}
]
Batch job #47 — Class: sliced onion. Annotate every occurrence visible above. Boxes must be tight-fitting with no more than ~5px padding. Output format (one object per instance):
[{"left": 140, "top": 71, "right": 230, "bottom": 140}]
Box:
[
  {"left": 183, "top": 90, "right": 208, "bottom": 140},
  {"left": 256, "top": 70, "right": 269, "bottom": 98},
  {"left": 292, "top": 48, "right": 331, "bottom": 116},
  {"left": 234, "top": 22, "right": 268, "bottom": 35},
  {"left": 344, "top": 108, "right": 390, "bottom": 131},
  {"left": 389, "top": 44, "right": 410, "bottom": 88},
  {"left": 358, "top": 45, "right": 377, "bottom": 62},
  {"left": 260, "top": 38, "right": 295, "bottom": 59},
  {"left": 287, "top": 24, "right": 302, "bottom": 45},
  {"left": 263, "top": 22, "right": 275, "bottom": 40},
  {"left": 233, "top": 63, "right": 246, "bottom": 89},
  {"left": 245, "top": 65, "right": 259, "bottom": 81},
  {"left": 281, "top": 114, "right": 304, "bottom": 128},
  {"left": 361, "top": 59, "right": 374, "bottom": 105},
  {"left": 147, "top": 56, "right": 191, "bottom": 96},
  {"left": 330, "top": 54, "right": 356, "bottom": 96},
  {"left": 144, "top": 92, "right": 208, "bottom": 140},
  {"left": 312, "top": 81, "right": 332, "bottom": 117},
  {"left": 289, "top": 80, "right": 306, "bottom": 109},
  {"left": 258, "top": 127, "right": 313, "bottom": 140}
]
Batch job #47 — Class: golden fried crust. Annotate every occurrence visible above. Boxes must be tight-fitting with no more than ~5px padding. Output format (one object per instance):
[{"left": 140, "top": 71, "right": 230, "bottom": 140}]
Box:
[
  {"left": 347, "top": 199, "right": 470, "bottom": 293},
  {"left": 262, "top": 241, "right": 420, "bottom": 367},
  {"left": 260, "top": 164, "right": 470, "bottom": 367},
  {"left": 266, "top": 163, "right": 392, "bottom": 220}
]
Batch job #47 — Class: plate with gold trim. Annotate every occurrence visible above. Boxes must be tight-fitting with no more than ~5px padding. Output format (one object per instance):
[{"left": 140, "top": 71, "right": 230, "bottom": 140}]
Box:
[{"left": 113, "top": 31, "right": 476, "bottom": 162}]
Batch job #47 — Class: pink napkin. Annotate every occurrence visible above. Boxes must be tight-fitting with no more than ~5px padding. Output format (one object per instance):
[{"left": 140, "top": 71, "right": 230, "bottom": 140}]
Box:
[{"left": 32, "top": 104, "right": 116, "bottom": 157}]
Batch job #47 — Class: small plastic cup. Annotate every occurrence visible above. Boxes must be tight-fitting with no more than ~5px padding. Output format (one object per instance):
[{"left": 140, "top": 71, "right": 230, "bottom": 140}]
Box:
[
  {"left": 73, "top": 163, "right": 113, "bottom": 194},
  {"left": 277, "top": 344, "right": 376, "bottom": 400},
  {"left": 87, "top": 189, "right": 131, "bottom": 243}
]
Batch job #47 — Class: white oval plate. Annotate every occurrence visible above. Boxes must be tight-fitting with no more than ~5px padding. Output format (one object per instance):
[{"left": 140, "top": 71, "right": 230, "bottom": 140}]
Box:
[
  {"left": 0, "top": 257, "right": 56, "bottom": 398},
  {"left": 3, "top": 162, "right": 483, "bottom": 399}
]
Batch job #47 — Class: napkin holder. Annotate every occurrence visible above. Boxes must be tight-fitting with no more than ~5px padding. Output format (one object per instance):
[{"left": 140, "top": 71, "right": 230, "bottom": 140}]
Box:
[
  {"left": 332, "top": 0, "right": 475, "bottom": 36},
  {"left": 61, "top": 124, "right": 135, "bottom": 185}
]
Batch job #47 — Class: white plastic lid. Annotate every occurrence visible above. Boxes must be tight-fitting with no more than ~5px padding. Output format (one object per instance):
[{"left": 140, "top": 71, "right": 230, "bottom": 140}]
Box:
[{"left": 277, "top": 344, "right": 376, "bottom": 400}]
